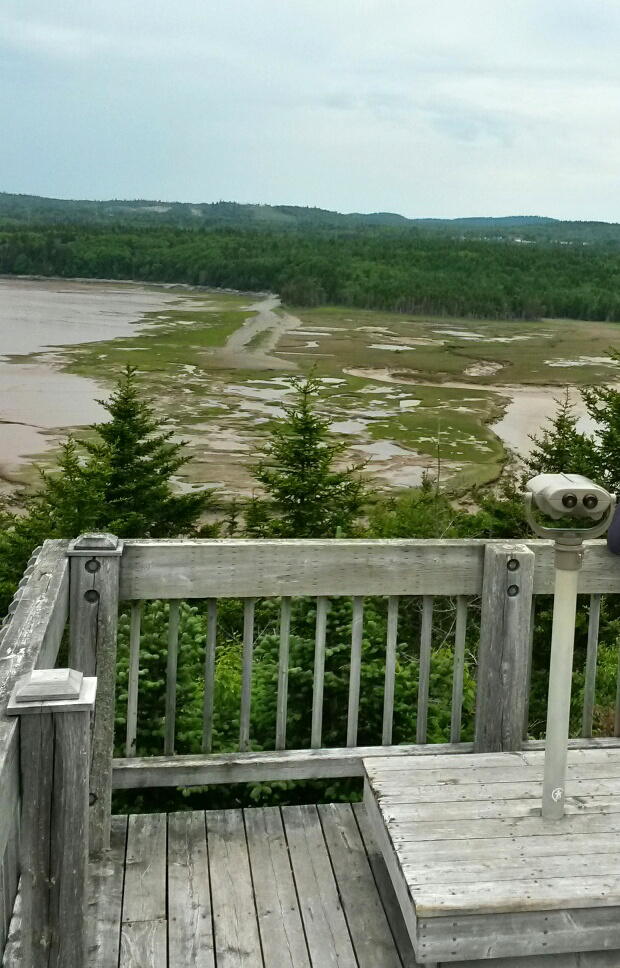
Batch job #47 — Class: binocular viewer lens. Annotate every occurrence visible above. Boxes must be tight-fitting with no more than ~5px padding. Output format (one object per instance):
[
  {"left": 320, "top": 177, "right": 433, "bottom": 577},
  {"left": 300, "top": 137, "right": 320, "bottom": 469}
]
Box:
[{"left": 561, "top": 493, "right": 599, "bottom": 511}]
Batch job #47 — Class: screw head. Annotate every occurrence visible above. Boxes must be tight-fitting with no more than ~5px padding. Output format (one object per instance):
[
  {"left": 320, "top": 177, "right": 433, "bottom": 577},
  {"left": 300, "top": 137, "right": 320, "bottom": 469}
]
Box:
[
  {"left": 84, "top": 589, "right": 100, "bottom": 604},
  {"left": 507, "top": 584, "right": 519, "bottom": 597},
  {"left": 507, "top": 558, "right": 520, "bottom": 572}
]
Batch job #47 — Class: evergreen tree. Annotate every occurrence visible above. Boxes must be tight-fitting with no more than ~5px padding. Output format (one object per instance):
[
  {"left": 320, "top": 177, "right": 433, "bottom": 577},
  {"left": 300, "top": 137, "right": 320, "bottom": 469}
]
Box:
[
  {"left": 84, "top": 365, "right": 211, "bottom": 537},
  {"left": 245, "top": 376, "right": 370, "bottom": 538},
  {"left": 0, "top": 366, "right": 214, "bottom": 614},
  {"left": 526, "top": 390, "right": 596, "bottom": 479}
]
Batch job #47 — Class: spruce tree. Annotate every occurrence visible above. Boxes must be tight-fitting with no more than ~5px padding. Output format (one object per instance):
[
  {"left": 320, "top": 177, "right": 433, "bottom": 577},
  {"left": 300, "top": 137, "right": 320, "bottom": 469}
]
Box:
[
  {"left": 526, "top": 390, "right": 595, "bottom": 480},
  {"left": 245, "top": 376, "right": 370, "bottom": 538},
  {"left": 84, "top": 365, "right": 211, "bottom": 537},
  {"left": 0, "top": 365, "right": 214, "bottom": 613}
]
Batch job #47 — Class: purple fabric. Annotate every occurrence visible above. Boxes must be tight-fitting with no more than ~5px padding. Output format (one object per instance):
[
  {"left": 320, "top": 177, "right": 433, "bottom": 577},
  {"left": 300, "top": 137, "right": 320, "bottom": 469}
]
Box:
[{"left": 608, "top": 504, "right": 620, "bottom": 555}]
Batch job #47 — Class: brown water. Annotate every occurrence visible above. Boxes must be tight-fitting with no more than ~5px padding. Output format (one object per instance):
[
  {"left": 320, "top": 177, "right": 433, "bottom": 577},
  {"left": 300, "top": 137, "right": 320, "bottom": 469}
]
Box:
[{"left": 0, "top": 278, "right": 213, "bottom": 474}]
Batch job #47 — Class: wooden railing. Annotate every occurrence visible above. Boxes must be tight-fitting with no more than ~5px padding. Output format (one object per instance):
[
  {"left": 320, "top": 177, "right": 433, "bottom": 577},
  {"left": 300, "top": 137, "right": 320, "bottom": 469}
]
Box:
[
  {"left": 107, "top": 539, "right": 620, "bottom": 789},
  {"left": 0, "top": 541, "right": 70, "bottom": 961},
  {"left": 3, "top": 534, "right": 620, "bottom": 964}
]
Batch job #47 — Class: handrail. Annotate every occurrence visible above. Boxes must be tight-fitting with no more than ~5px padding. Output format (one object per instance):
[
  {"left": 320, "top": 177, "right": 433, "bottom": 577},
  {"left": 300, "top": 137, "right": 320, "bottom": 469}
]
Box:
[{"left": 0, "top": 540, "right": 70, "bottom": 960}]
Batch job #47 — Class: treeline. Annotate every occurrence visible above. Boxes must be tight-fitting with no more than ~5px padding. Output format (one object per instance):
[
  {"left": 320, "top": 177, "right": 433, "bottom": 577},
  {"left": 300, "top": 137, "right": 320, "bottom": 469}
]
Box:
[{"left": 2, "top": 222, "right": 620, "bottom": 319}]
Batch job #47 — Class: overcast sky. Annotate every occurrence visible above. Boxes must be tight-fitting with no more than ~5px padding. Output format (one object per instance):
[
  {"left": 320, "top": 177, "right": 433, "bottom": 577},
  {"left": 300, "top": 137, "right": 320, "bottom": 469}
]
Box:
[{"left": 1, "top": 1, "right": 619, "bottom": 220}]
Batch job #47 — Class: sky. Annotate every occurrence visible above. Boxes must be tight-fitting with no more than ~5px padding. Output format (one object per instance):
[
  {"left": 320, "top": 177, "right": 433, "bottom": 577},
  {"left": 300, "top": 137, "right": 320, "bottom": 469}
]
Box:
[{"left": 1, "top": 1, "right": 619, "bottom": 221}]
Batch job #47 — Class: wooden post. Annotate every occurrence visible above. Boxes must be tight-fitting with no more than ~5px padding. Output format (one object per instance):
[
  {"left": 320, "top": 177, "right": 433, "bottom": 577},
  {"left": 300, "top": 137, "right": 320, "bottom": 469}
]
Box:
[
  {"left": 68, "top": 533, "right": 123, "bottom": 855},
  {"left": 474, "top": 543, "right": 535, "bottom": 753},
  {"left": 7, "top": 669, "right": 96, "bottom": 968}
]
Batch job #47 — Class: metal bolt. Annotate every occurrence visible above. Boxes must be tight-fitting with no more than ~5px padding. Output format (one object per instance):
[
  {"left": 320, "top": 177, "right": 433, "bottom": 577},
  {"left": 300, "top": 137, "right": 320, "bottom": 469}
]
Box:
[
  {"left": 507, "top": 558, "right": 520, "bottom": 572},
  {"left": 507, "top": 584, "right": 519, "bottom": 597},
  {"left": 85, "top": 558, "right": 101, "bottom": 574},
  {"left": 84, "top": 589, "right": 100, "bottom": 604}
]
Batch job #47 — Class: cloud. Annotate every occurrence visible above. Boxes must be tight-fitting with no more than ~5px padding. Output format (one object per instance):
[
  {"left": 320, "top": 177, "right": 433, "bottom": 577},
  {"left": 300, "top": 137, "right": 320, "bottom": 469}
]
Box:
[{"left": 0, "top": 1, "right": 619, "bottom": 219}]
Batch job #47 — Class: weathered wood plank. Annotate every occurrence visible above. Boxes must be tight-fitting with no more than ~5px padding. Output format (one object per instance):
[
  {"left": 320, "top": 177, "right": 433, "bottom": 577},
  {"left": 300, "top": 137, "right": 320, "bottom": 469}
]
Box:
[
  {"left": 0, "top": 540, "right": 69, "bottom": 878},
  {"left": 311, "top": 597, "right": 328, "bottom": 749},
  {"left": 416, "top": 596, "right": 433, "bottom": 745},
  {"left": 382, "top": 596, "right": 399, "bottom": 746},
  {"left": 523, "top": 595, "right": 536, "bottom": 740},
  {"left": 239, "top": 598, "right": 255, "bottom": 753},
  {"left": 583, "top": 593, "right": 602, "bottom": 738},
  {"left": 347, "top": 596, "right": 364, "bottom": 747},
  {"left": 18, "top": 714, "right": 53, "bottom": 968},
  {"left": 113, "top": 742, "right": 474, "bottom": 787},
  {"left": 275, "top": 597, "right": 291, "bottom": 751},
  {"left": 48, "top": 709, "right": 91, "bottom": 968},
  {"left": 111, "top": 740, "right": 620, "bottom": 788},
  {"left": 168, "top": 812, "right": 214, "bottom": 968},
  {"left": 394, "top": 831, "right": 620, "bottom": 862},
  {"left": 414, "top": 874, "right": 620, "bottom": 917},
  {"left": 401, "top": 851, "right": 620, "bottom": 886},
  {"left": 68, "top": 534, "right": 123, "bottom": 855},
  {"left": 125, "top": 601, "right": 141, "bottom": 758},
  {"left": 450, "top": 596, "right": 468, "bottom": 744},
  {"left": 361, "top": 781, "right": 419, "bottom": 953},
  {"left": 120, "top": 919, "right": 167, "bottom": 968},
  {"left": 352, "top": 803, "right": 419, "bottom": 968},
  {"left": 474, "top": 544, "right": 535, "bottom": 753},
  {"left": 419, "top": 906, "right": 620, "bottom": 962},
  {"left": 318, "top": 802, "right": 402, "bottom": 968},
  {"left": 282, "top": 804, "right": 357, "bottom": 968},
  {"left": 119, "top": 537, "right": 620, "bottom": 599},
  {"left": 444, "top": 954, "right": 620, "bottom": 968},
  {"left": 206, "top": 809, "right": 262, "bottom": 968},
  {"left": 89, "top": 815, "right": 127, "bottom": 968},
  {"left": 245, "top": 807, "right": 310, "bottom": 968},
  {"left": 123, "top": 814, "right": 167, "bottom": 923},
  {"left": 165, "top": 600, "right": 180, "bottom": 756},
  {"left": 202, "top": 598, "right": 218, "bottom": 754},
  {"left": 378, "top": 776, "right": 620, "bottom": 807}
]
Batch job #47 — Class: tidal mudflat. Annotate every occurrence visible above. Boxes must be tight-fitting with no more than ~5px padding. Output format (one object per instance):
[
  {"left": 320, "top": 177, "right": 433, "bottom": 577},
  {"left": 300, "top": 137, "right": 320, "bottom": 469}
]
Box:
[{"left": 2, "top": 277, "right": 618, "bottom": 496}]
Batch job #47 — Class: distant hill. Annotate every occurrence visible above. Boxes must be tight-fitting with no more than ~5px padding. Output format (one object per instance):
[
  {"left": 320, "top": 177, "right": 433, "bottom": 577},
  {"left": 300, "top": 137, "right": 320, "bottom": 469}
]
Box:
[{"left": 1, "top": 192, "right": 619, "bottom": 244}]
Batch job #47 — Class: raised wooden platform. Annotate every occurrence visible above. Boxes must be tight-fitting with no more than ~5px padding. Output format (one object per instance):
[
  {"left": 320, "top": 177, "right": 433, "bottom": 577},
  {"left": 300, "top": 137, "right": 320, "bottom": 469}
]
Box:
[
  {"left": 364, "top": 748, "right": 620, "bottom": 966},
  {"left": 82, "top": 803, "right": 416, "bottom": 968}
]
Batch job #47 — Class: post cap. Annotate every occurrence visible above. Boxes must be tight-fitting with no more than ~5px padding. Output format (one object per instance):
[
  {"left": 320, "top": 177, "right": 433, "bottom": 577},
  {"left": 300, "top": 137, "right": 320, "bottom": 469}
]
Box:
[
  {"left": 15, "top": 668, "right": 83, "bottom": 702},
  {"left": 68, "top": 533, "right": 124, "bottom": 557},
  {"left": 7, "top": 670, "right": 97, "bottom": 715}
]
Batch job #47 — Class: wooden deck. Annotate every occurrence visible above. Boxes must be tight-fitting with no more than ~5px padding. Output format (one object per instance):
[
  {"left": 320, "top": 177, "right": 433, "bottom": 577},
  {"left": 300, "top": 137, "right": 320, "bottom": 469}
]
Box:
[
  {"left": 364, "top": 748, "right": 620, "bottom": 966},
  {"left": 82, "top": 803, "right": 417, "bottom": 968}
]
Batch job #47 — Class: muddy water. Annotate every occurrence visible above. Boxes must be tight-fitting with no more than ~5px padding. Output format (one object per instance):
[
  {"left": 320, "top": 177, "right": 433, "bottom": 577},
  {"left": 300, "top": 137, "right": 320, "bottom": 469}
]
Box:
[
  {"left": 0, "top": 278, "right": 217, "bottom": 474},
  {"left": 344, "top": 367, "right": 600, "bottom": 458}
]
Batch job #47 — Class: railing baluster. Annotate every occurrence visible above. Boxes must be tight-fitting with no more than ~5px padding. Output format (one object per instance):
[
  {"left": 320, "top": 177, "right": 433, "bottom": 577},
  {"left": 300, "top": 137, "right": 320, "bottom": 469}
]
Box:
[
  {"left": 347, "top": 596, "right": 364, "bottom": 747},
  {"left": 523, "top": 595, "right": 536, "bottom": 740},
  {"left": 450, "top": 596, "right": 468, "bottom": 744},
  {"left": 416, "top": 596, "right": 434, "bottom": 744},
  {"left": 165, "top": 600, "right": 181, "bottom": 755},
  {"left": 125, "top": 600, "right": 142, "bottom": 757},
  {"left": 311, "top": 597, "right": 328, "bottom": 748},
  {"left": 582, "top": 593, "right": 602, "bottom": 738},
  {"left": 202, "top": 598, "right": 218, "bottom": 754},
  {"left": 615, "top": 639, "right": 620, "bottom": 738},
  {"left": 239, "top": 598, "right": 256, "bottom": 752},
  {"left": 275, "top": 597, "right": 292, "bottom": 751},
  {"left": 382, "top": 596, "right": 399, "bottom": 746}
]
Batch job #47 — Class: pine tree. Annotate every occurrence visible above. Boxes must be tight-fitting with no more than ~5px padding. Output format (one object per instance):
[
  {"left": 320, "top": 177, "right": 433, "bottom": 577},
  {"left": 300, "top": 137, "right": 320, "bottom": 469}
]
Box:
[
  {"left": 84, "top": 365, "right": 211, "bottom": 537},
  {"left": 0, "top": 366, "right": 214, "bottom": 614},
  {"left": 526, "top": 390, "right": 596, "bottom": 480},
  {"left": 245, "top": 376, "right": 370, "bottom": 538}
]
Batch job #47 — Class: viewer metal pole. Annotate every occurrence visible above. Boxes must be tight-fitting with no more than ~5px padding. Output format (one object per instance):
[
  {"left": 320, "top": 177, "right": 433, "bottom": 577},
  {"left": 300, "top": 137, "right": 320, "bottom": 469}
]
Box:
[
  {"left": 524, "top": 493, "right": 616, "bottom": 821},
  {"left": 541, "top": 539, "right": 582, "bottom": 820}
]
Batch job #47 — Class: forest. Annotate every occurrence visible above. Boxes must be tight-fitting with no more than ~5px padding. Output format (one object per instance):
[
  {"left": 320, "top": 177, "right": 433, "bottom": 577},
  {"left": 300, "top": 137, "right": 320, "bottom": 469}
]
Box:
[{"left": 2, "top": 219, "right": 620, "bottom": 320}]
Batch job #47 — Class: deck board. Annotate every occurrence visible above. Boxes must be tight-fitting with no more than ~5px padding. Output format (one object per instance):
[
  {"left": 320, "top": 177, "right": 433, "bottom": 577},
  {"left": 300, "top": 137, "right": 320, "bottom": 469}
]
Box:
[
  {"left": 88, "top": 805, "right": 415, "bottom": 968},
  {"left": 168, "top": 812, "right": 214, "bottom": 968},
  {"left": 364, "top": 748, "right": 620, "bottom": 963}
]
